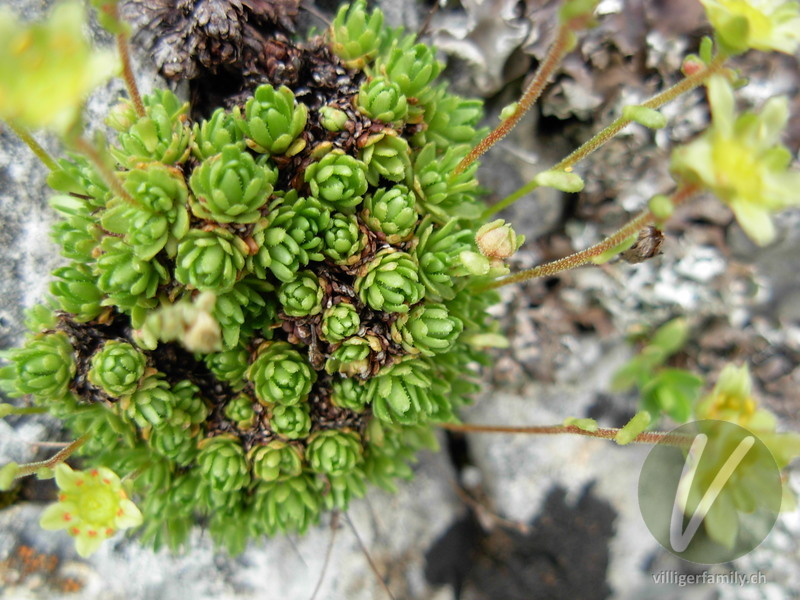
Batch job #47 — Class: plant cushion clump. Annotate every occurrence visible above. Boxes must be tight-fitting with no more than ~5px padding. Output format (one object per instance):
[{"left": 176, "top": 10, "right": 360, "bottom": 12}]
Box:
[{"left": 0, "top": 1, "right": 503, "bottom": 553}]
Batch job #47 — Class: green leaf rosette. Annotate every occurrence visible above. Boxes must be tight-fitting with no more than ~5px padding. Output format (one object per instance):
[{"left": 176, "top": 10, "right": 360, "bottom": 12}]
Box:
[
  {"left": 174, "top": 228, "right": 248, "bottom": 292},
  {"left": 50, "top": 263, "right": 104, "bottom": 322},
  {"left": 111, "top": 89, "right": 192, "bottom": 167},
  {"left": 359, "top": 130, "right": 412, "bottom": 186},
  {"left": 269, "top": 404, "right": 312, "bottom": 440},
  {"left": 322, "top": 212, "right": 367, "bottom": 265},
  {"left": 189, "top": 145, "right": 277, "bottom": 224},
  {"left": 391, "top": 302, "right": 464, "bottom": 356},
  {"left": 354, "top": 248, "right": 425, "bottom": 313},
  {"left": 330, "top": 377, "right": 370, "bottom": 412},
  {"left": 361, "top": 184, "right": 418, "bottom": 243},
  {"left": 95, "top": 236, "right": 169, "bottom": 325},
  {"left": 306, "top": 430, "right": 363, "bottom": 476},
  {"left": 172, "top": 379, "right": 209, "bottom": 425},
  {"left": 197, "top": 434, "right": 251, "bottom": 494},
  {"left": 236, "top": 84, "right": 308, "bottom": 155},
  {"left": 0, "top": 332, "right": 75, "bottom": 402},
  {"left": 192, "top": 107, "right": 245, "bottom": 160},
  {"left": 87, "top": 340, "right": 146, "bottom": 398},
  {"left": 329, "top": 0, "right": 384, "bottom": 69},
  {"left": 320, "top": 302, "right": 361, "bottom": 343},
  {"left": 250, "top": 475, "right": 322, "bottom": 535},
  {"left": 224, "top": 393, "right": 258, "bottom": 429},
  {"left": 122, "top": 373, "right": 175, "bottom": 429},
  {"left": 278, "top": 270, "right": 324, "bottom": 317},
  {"left": 304, "top": 150, "right": 369, "bottom": 211},
  {"left": 356, "top": 76, "right": 408, "bottom": 125},
  {"left": 246, "top": 341, "right": 316, "bottom": 406},
  {"left": 373, "top": 37, "right": 442, "bottom": 104},
  {"left": 324, "top": 336, "right": 376, "bottom": 378},
  {"left": 249, "top": 440, "right": 304, "bottom": 482},
  {"left": 204, "top": 346, "right": 250, "bottom": 391},
  {"left": 366, "top": 357, "right": 454, "bottom": 424}
]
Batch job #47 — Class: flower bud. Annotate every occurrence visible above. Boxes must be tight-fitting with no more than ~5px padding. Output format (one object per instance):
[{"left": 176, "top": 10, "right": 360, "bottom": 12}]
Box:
[{"left": 475, "top": 219, "right": 524, "bottom": 260}]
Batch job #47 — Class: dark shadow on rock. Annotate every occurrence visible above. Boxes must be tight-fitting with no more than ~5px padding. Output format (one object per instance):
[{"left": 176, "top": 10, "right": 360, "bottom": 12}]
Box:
[{"left": 425, "top": 482, "right": 616, "bottom": 600}]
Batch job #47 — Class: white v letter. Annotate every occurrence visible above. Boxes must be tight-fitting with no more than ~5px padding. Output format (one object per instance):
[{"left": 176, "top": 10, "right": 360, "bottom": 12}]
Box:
[{"left": 669, "top": 432, "right": 755, "bottom": 552}]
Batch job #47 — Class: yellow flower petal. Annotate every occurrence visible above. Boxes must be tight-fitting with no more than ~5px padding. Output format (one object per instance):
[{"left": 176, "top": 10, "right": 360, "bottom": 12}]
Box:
[
  {"left": 74, "top": 532, "right": 106, "bottom": 558},
  {"left": 39, "top": 502, "right": 75, "bottom": 531},
  {"left": 730, "top": 200, "right": 776, "bottom": 245},
  {"left": 115, "top": 499, "right": 144, "bottom": 529}
]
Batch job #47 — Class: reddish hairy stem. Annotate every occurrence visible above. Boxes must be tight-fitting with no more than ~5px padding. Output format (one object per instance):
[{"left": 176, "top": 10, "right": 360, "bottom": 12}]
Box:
[
  {"left": 117, "top": 32, "right": 145, "bottom": 118},
  {"left": 482, "top": 184, "right": 699, "bottom": 289},
  {"left": 73, "top": 137, "right": 141, "bottom": 208},
  {"left": 482, "top": 56, "right": 726, "bottom": 219},
  {"left": 453, "top": 23, "right": 574, "bottom": 176},
  {"left": 438, "top": 422, "right": 691, "bottom": 448},
  {"left": 14, "top": 433, "right": 92, "bottom": 479}
]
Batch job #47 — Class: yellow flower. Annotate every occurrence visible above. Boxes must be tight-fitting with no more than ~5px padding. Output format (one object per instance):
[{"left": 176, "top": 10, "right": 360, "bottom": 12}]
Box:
[
  {"left": 695, "top": 364, "right": 775, "bottom": 429},
  {"left": 0, "top": 2, "right": 118, "bottom": 135},
  {"left": 671, "top": 75, "right": 800, "bottom": 246},
  {"left": 701, "top": 0, "right": 800, "bottom": 54},
  {"left": 39, "top": 464, "right": 142, "bottom": 557}
]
